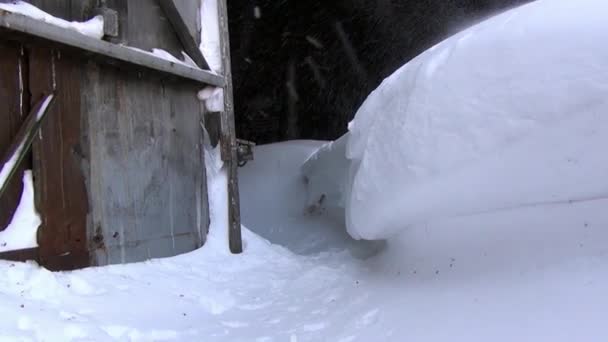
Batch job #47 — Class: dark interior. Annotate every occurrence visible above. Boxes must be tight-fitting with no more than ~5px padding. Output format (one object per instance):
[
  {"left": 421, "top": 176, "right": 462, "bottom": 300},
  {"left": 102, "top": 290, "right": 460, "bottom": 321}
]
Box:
[{"left": 228, "top": 0, "right": 531, "bottom": 144}]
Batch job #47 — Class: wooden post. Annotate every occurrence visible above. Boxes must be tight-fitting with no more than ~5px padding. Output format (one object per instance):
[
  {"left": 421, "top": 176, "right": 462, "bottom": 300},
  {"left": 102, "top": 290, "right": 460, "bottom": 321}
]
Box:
[
  {"left": 0, "top": 93, "right": 55, "bottom": 200},
  {"left": 217, "top": 0, "right": 243, "bottom": 254}
]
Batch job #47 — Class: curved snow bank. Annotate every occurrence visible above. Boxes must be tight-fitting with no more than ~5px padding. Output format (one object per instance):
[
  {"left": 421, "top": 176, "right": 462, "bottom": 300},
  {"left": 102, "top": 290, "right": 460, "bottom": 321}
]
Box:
[{"left": 345, "top": 0, "right": 608, "bottom": 239}]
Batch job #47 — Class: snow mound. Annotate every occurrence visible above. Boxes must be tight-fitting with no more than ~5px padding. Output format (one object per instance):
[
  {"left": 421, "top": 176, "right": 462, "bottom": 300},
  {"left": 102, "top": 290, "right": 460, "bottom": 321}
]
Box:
[
  {"left": 344, "top": 0, "right": 608, "bottom": 239},
  {"left": 0, "top": 171, "right": 41, "bottom": 253}
]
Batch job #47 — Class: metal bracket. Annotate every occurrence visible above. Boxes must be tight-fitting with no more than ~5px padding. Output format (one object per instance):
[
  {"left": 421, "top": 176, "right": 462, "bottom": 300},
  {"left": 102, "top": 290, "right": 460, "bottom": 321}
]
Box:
[
  {"left": 93, "top": 6, "right": 119, "bottom": 38},
  {"left": 236, "top": 139, "right": 255, "bottom": 167}
]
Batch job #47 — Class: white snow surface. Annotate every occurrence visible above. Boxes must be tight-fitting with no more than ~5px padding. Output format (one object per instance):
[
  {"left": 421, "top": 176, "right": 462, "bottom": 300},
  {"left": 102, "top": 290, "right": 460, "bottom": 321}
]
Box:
[
  {"left": 0, "top": 171, "right": 40, "bottom": 253},
  {"left": 0, "top": 1, "right": 104, "bottom": 39},
  {"left": 200, "top": 0, "right": 222, "bottom": 73},
  {"left": 0, "top": 141, "right": 23, "bottom": 192},
  {"left": 344, "top": 0, "right": 608, "bottom": 240},
  {"left": 1, "top": 142, "right": 608, "bottom": 341},
  {"left": 198, "top": 87, "right": 225, "bottom": 112}
]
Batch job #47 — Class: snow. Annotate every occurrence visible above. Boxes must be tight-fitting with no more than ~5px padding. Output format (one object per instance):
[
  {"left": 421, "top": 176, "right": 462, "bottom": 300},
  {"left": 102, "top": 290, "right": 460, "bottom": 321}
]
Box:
[
  {"left": 125, "top": 46, "right": 199, "bottom": 69},
  {"left": 198, "top": 0, "right": 225, "bottom": 112},
  {"left": 254, "top": 6, "right": 262, "bottom": 20},
  {"left": 341, "top": 0, "right": 608, "bottom": 240},
  {"left": 200, "top": 0, "right": 222, "bottom": 73},
  {"left": 1, "top": 0, "right": 608, "bottom": 340},
  {"left": 0, "top": 93, "right": 54, "bottom": 191},
  {"left": 198, "top": 87, "right": 225, "bottom": 112},
  {"left": 0, "top": 171, "right": 40, "bottom": 252},
  {"left": 1, "top": 142, "right": 608, "bottom": 341},
  {"left": 0, "top": 141, "right": 23, "bottom": 192},
  {"left": 0, "top": 1, "right": 104, "bottom": 39}
]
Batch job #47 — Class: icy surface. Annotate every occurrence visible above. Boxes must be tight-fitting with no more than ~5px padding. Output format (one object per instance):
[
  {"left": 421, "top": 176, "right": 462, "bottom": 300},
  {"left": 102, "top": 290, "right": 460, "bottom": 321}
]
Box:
[
  {"left": 344, "top": 0, "right": 608, "bottom": 239},
  {"left": 0, "top": 1, "right": 104, "bottom": 39},
  {"left": 0, "top": 171, "right": 40, "bottom": 252}
]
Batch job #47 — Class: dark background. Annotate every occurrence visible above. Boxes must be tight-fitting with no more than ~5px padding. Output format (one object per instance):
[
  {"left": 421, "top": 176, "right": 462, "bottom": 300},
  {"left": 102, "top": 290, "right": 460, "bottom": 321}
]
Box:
[{"left": 228, "top": 0, "right": 532, "bottom": 144}]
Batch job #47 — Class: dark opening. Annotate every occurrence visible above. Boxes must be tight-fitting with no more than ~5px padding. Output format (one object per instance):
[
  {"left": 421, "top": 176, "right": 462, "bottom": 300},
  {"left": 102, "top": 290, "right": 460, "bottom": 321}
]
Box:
[{"left": 229, "top": 0, "right": 531, "bottom": 144}]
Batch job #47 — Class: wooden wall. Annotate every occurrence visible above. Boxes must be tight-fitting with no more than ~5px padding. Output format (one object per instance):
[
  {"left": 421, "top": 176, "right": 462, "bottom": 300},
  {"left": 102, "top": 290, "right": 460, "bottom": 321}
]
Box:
[
  {"left": 0, "top": 0, "right": 210, "bottom": 269},
  {"left": 0, "top": 41, "right": 28, "bottom": 233}
]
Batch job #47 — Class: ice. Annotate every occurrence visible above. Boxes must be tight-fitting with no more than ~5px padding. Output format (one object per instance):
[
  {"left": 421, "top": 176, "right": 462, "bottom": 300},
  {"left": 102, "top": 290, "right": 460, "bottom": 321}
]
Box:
[
  {"left": 0, "top": 171, "right": 41, "bottom": 253},
  {"left": 340, "top": 0, "right": 608, "bottom": 239},
  {"left": 0, "top": 1, "right": 104, "bottom": 39}
]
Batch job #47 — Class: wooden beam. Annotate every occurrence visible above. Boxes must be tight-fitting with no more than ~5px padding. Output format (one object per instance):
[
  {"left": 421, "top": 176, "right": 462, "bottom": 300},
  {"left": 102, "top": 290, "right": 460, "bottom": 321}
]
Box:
[
  {"left": 158, "top": 0, "right": 211, "bottom": 70},
  {"left": 0, "top": 93, "right": 55, "bottom": 201},
  {"left": 0, "top": 10, "right": 223, "bottom": 87},
  {"left": 0, "top": 247, "right": 39, "bottom": 263},
  {"left": 217, "top": 0, "right": 242, "bottom": 254}
]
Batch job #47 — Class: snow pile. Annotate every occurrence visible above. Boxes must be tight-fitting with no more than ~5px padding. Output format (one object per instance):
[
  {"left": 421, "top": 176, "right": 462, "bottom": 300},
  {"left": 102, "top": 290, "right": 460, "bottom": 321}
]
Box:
[
  {"left": 0, "top": 142, "right": 23, "bottom": 191},
  {"left": 0, "top": 171, "right": 41, "bottom": 252},
  {"left": 0, "top": 1, "right": 104, "bottom": 39},
  {"left": 342, "top": 0, "right": 608, "bottom": 240},
  {"left": 239, "top": 140, "right": 382, "bottom": 256},
  {"left": 198, "top": 0, "right": 225, "bottom": 112},
  {"left": 198, "top": 87, "right": 225, "bottom": 112},
  {"left": 200, "top": 0, "right": 222, "bottom": 73},
  {"left": 1, "top": 140, "right": 608, "bottom": 341}
]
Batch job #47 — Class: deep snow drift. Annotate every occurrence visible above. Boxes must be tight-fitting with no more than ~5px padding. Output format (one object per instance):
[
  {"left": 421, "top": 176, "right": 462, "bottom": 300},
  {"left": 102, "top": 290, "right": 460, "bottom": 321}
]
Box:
[
  {"left": 2, "top": 141, "right": 608, "bottom": 341},
  {"left": 325, "top": 0, "right": 608, "bottom": 240}
]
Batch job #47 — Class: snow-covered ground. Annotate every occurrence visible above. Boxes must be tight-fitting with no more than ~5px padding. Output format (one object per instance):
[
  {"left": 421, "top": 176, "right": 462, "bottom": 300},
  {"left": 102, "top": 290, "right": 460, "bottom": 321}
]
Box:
[{"left": 2, "top": 141, "right": 608, "bottom": 341}]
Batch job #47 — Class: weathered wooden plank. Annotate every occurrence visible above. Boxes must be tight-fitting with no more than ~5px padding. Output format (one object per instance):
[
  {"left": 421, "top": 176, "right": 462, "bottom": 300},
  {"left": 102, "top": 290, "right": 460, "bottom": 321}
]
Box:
[
  {"left": 83, "top": 60, "right": 208, "bottom": 266},
  {"left": 0, "top": 9, "right": 224, "bottom": 87},
  {"left": 30, "top": 47, "right": 90, "bottom": 271},
  {"left": 125, "top": 1, "right": 184, "bottom": 58},
  {"left": 0, "top": 247, "right": 39, "bottom": 262},
  {"left": 217, "top": 0, "right": 242, "bottom": 253},
  {"left": 159, "top": 0, "right": 210, "bottom": 70},
  {"left": 0, "top": 41, "right": 27, "bottom": 230},
  {"left": 0, "top": 93, "right": 55, "bottom": 201}
]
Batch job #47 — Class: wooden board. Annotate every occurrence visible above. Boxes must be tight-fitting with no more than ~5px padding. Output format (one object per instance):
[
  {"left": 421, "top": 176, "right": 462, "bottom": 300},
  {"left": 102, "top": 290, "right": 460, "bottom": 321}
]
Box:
[
  {"left": 159, "top": 0, "right": 209, "bottom": 70},
  {"left": 30, "top": 47, "right": 90, "bottom": 270},
  {"left": 2, "top": 0, "right": 211, "bottom": 268},
  {"left": 82, "top": 61, "right": 208, "bottom": 265},
  {"left": 218, "top": 0, "right": 242, "bottom": 253},
  {"left": 0, "top": 10, "right": 224, "bottom": 87},
  {"left": 0, "top": 41, "right": 28, "bottom": 231}
]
